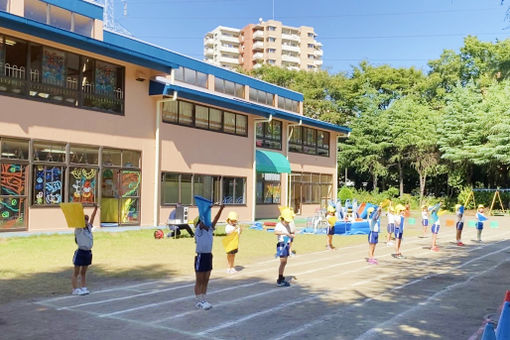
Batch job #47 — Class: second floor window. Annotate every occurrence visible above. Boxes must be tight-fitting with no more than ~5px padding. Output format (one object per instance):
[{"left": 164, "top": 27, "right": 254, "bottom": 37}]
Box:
[{"left": 256, "top": 120, "right": 282, "bottom": 150}]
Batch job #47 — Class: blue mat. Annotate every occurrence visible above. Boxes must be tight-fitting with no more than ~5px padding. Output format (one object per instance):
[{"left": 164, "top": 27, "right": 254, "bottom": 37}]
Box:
[{"left": 334, "top": 221, "right": 370, "bottom": 235}]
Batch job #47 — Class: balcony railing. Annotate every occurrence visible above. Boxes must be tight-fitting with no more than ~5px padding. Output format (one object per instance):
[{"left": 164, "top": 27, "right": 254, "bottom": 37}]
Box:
[{"left": 0, "top": 63, "right": 124, "bottom": 114}]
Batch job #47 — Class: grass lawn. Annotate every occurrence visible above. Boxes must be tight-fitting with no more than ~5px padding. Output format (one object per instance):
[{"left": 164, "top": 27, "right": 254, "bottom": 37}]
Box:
[{"left": 0, "top": 219, "right": 424, "bottom": 303}]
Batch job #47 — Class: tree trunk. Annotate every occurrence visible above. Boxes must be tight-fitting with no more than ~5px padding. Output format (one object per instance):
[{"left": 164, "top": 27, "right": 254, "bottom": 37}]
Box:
[
  {"left": 398, "top": 160, "right": 404, "bottom": 197},
  {"left": 373, "top": 174, "right": 378, "bottom": 191},
  {"left": 419, "top": 172, "right": 427, "bottom": 204}
]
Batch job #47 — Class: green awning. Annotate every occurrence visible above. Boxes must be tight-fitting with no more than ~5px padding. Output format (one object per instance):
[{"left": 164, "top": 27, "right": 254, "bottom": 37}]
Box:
[{"left": 256, "top": 150, "right": 291, "bottom": 174}]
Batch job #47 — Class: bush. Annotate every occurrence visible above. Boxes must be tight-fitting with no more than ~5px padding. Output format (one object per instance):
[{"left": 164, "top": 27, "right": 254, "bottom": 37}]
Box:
[{"left": 338, "top": 186, "right": 353, "bottom": 202}]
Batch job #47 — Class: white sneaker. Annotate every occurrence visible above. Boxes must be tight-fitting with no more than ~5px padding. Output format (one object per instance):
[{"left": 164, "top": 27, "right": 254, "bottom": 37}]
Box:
[
  {"left": 80, "top": 287, "right": 90, "bottom": 295},
  {"left": 72, "top": 288, "right": 83, "bottom": 296},
  {"left": 195, "top": 301, "right": 204, "bottom": 309},
  {"left": 201, "top": 301, "right": 213, "bottom": 310},
  {"left": 229, "top": 267, "right": 237, "bottom": 273}
]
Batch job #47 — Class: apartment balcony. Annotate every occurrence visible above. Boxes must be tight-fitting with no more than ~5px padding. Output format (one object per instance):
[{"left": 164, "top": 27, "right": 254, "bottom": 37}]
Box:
[
  {"left": 253, "top": 63, "right": 262, "bottom": 69},
  {"left": 282, "top": 44, "right": 300, "bottom": 53},
  {"left": 204, "top": 48, "right": 214, "bottom": 56},
  {"left": 316, "top": 41, "right": 323, "bottom": 47},
  {"left": 219, "top": 55, "right": 240, "bottom": 65},
  {"left": 286, "top": 65, "right": 300, "bottom": 71},
  {"left": 219, "top": 45, "right": 240, "bottom": 54},
  {"left": 282, "top": 54, "right": 301, "bottom": 64},
  {"left": 253, "top": 30, "right": 264, "bottom": 40},
  {"left": 204, "top": 38, "right": 215, "bottom": 46},
  {"left": 281, "top": 33, "right": 300, "bottom": 42},
  {"left": 315, "top": 59, "right": 323, "bottom": 66},
  {"left": 220, "top": 35, "right": 240, "bottom": 44},
  {"left": 314, "top": 49, "right": 323, "bottom": 56},
  {"left": 253, "top": 41, "right": 264, "bottom": 50},
  {"left": 253, "top": 52, "right": 264, "bottom": 60}
]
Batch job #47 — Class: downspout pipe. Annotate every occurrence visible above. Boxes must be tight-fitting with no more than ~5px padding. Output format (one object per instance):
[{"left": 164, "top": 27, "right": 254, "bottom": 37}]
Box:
[
  {"left": 252, "top": 114, "right": 272, "bottom": 222},
  {"left": 154, "top": 72, "right": 177, "bottom": 227},
  {"left": 286, "top": 120, "right": 302, "bottom": 208}
]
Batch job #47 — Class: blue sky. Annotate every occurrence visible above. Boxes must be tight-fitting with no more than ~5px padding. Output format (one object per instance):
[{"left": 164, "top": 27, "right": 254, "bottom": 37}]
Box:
[{"left": 113, "top": 0, "right": 510, "bottom": 74}]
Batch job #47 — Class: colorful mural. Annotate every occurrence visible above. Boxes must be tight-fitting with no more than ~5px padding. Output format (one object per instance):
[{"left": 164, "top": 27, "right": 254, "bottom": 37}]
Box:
[
  {"left": 95, "top": 61, "right": 117, "bottom": 95},
  {"left": 0, "top": 163, "right": 26, "bottom": 229},
  {"left": 33, "top": 166, "right": 63, "bottom": 205},
  {"left": 70, "top": 168, "right": 97, "bottom": 203},
  {"left": 121, "top": 170, "right": 140, "bottom": 197},
  {"left": 42, "top": 47, "right": 65, "bottom": 86}
]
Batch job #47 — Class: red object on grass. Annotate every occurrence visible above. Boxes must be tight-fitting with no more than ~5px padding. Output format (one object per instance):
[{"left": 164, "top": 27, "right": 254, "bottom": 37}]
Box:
[{"left": 263, "top": 221, "right": 277, "bottom": 227}]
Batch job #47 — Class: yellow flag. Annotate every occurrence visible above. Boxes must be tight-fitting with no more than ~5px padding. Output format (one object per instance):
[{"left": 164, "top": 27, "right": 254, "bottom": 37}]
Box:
[
  {"left": 60, "top": 203, "right": 85, "bottom": 228},
  {"left": 222, "top": 232, "right": 239, "bottom": 253},
  {"left": 380, "top": 199, "right": 390, "bottom": 208},
  {"left": 438, "top": 209, "right": 448, "bottom": 216}
]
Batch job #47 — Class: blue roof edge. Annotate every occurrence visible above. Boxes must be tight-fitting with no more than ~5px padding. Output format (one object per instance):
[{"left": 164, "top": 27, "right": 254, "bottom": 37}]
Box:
[
  {"left": 103, "top": 31, "right": 304, "bottom": 101},
  {"left": 150, "top": 80, "right": 350, "bottom": 134}
]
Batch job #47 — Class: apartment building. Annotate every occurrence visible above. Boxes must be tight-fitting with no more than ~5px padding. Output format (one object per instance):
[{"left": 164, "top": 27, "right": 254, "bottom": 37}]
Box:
[
  {"left": 204, "top": 19, "right": 323, "bottom": 72},
  {"left": 0, "top": 0, "right": 348, "bottom": 233}
]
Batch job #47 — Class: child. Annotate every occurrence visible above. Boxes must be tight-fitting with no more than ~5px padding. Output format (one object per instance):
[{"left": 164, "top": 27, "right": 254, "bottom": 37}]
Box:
[
  {"left": 274, "top": 208, "right": 295, "bottom": 287},
  {"left": 386, "top": 206, "right": 395, "bottom": 246},
  {"left": 476, "top": 204, "right": 487, "bottom": 242},
  {"left": 326, "top": 205, "right": 337, "bottom": 250},
  {"left": 421, "top": 205, "right": 429, "bottom": 237},
  {"left": 429, "top": 203, "right": 441, "bottom": 251},
  {"left": 393, "top": 205, "right": 405, "bottom": 258},
  {"left": 194, "top": 203, "right": 225, "bottom": 310},
  {"left": 455, "top": 204, "right": 465, "bottom": 246},
  {"left": 367, "top": 206, "right": 382, "bottom": 264},
  {"left": 224, "top": 211, "right": 241, "bottom": 273},
  {"left": 72, "top": 203, "right": 98, "bottom": 296}
]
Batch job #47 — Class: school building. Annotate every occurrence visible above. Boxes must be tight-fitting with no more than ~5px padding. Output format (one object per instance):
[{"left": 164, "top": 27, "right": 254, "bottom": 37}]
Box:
[{"left": 0, "top": 0, "right": 349, "bottom": 233}]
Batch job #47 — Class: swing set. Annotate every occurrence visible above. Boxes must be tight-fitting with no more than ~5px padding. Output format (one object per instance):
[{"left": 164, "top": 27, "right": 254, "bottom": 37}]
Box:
[{"left": 463, "top": 188, "right": 509, "bottom": 216}]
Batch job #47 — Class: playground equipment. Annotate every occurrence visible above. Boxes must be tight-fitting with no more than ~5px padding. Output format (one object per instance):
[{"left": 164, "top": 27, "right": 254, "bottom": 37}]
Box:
[{"left": 464, "top": 188, "right": 508, "bottom": 216}]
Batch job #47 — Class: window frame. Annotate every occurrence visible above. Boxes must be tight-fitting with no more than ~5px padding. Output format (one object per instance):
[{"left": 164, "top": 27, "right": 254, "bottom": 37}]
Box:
[
  {"left": 289, "top": 126, "right": 330, "bottom": 157},
  {"left": 256, "top": 120, "right": 282, "bottom": 150}
]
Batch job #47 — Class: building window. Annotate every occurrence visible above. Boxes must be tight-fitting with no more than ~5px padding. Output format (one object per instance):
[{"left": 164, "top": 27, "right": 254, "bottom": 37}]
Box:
[
  {"left": 307, "top": 43, "right": 315, "bottom": 48},
  {"left": 174, "top": 67, "right": 207, "bottom": 88},
  {"left": 267, "top": 26, "right": 276, "bottom": 31},
  {"left": 214, "top": 77, "right": 244, "bottom": 98},
  {"left": 278, "top": 96, "right": 300, "bottom": 113},
  {"left": 161, "top": 99, "right": 248, "bottom": 136},
  {"left": 291, "top": 172, "right": 333, "bottom": 204},
  {"left": 308, "top": 32, "right": 315, "bottom": 37},
  {"left": 69, "top": 146, "right": 99, "bottom": 203},
  {"left": 0, "top": 138, "right": 28, "bottom": 231},
  {"left": 256, "top": 173, "right": 281, "bottom": 204},
  {"left": 24, "top": 1, "right": 94, "bottom": 38},
  {"left": 223, "top": 177, "right": 245, "bottom": 205},
  {"left": 161, "top": 173, "right": 244, "bottom": 205},
  {"left": 256, "top": 120, "right": 282, "bottom": 150},
  {"left": 289, "top": 126, "right": 329, "bottom": 157},
  {"left": 0, "top": 0, "right": 9, "bottom": 11},
  {"left": 0, "top": 35, "right": 125, "bottom": 114},
  {"left": 268, "top": 59, "right": 276, "bottom": 65},
  {"left": 267, "top": 37, "right": 276, "bottom": 43},
  {"left": 267, "top": 48, "right": 276, "bottom": 53},
  {"left": 249, "top": 88, "right": 274, "bottom": 106}
]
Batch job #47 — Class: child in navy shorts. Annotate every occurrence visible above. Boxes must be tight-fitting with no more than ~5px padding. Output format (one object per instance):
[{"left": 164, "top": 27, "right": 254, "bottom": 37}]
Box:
[
  {"left": 455, "top": 204, "right": 465, "bottom": 246},
  {"left": 476, "top": 205, "right": 487, "bottom": 242},
  {"left": 429, "top": 202, "right": 441, "bottom": 251},
  {"left": 274, "top": 208, "right": 295, "bottom": 287},
  {"left": 72, "top": 203, "right": 98, "bottom": 296},
  {"left": 326, "top": 205, "right": 337, "bottom": 250},
  {"left": 393, "top": 205, "right": 405, "bottom": 258},
  {"left": 194, "top": 203, "right": 224, "bottom": 310},
  {"left": 386, "top": 206, "right": 395, "bottom": 246},
  {"left": 367, "top": 206, "right": 382, "bottom": 264},
  {"left": 421, "top": 205, "right": 429, "bottom": 237}
]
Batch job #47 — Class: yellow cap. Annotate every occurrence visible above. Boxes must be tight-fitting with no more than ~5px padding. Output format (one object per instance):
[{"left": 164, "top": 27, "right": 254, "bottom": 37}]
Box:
[
  {"left": 327, "top": 206, "right": 336, "bottom": 213},
  {"left": 421, "top": 205, "right": 427, "bottom": 209},
  {"left": 193, "top": 216, "right": 200, "bottom": 225},
  {"left": 455, "top": 204, "right": 461, "bottom": 210},
  {"left": 395, "top": 204, "right": 405, "bottom": 212},
  {"left": 367, "top": 207, "right": 375, "bottom": 214},
  {"left": 478, "top": 204, "right": 484, "bottom": 209},
  {"left": 227, "top": 211, "right": 239, "bottom": 222},
  {"left": 279, "top": 208, "right": 294, "bottom": 222}
]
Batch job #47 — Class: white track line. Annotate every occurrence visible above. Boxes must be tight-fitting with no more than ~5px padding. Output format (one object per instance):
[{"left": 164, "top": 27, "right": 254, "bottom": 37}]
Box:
[
  {"left": 270, "top": 240, "right": 510, "bottom": 340},
  {"left": 355, "top": 257, "right": 510, "bottom": 340}
]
